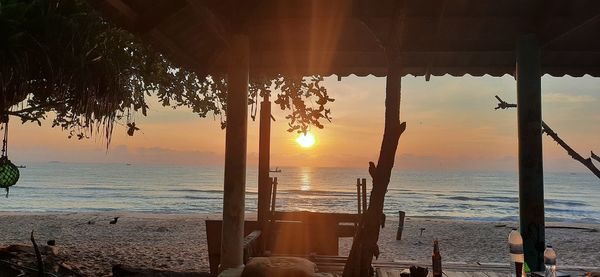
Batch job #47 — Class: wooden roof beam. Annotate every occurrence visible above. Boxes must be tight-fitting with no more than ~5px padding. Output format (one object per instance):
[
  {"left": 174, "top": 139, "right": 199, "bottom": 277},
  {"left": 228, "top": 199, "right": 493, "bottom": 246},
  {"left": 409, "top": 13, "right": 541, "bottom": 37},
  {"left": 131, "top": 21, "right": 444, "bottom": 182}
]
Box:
[
  {"left": 104, "top": 0, "right": 137, "bottom": 22},
  {"left": 133, "top": 1, "right": 187, "bottom": 33},
  {"left": 355, "top": 18, "right": 385, "bottom": 51},
  {"left": 185, "top": 0, "right": 231, "bottom": 47},
  {"left": 103, "top": 0, "right": 206, "bottom": 75},
  {"left": 542, "top": 12, "right": 600, "bottom": 48},
  {"left": 385, "top": 0, "right": 406, "bottom": 53},
  {"left": 143, "top": 30, "right": 207, "bottom": 74},
  {"left": 425, "top": 0, "right": 448, "bottom": 81},
  {"left": 351, "top": 0, "right": 407, "bottom": 56}
]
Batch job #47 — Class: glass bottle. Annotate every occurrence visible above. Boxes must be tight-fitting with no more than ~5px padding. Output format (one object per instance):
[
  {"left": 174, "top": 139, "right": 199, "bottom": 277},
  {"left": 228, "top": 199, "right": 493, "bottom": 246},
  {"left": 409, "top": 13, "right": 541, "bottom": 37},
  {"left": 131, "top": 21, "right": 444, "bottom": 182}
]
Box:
[{"left": 432, "top": 239, "right": 442, "bottom": 277}]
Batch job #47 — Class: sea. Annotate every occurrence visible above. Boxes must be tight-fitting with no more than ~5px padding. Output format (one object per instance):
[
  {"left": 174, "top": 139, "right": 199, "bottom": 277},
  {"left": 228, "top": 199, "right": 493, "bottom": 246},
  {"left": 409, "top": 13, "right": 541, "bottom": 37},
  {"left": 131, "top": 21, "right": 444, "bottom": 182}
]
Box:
[{"left": 1, "top": 162, "right": 599, "bottom": 224}]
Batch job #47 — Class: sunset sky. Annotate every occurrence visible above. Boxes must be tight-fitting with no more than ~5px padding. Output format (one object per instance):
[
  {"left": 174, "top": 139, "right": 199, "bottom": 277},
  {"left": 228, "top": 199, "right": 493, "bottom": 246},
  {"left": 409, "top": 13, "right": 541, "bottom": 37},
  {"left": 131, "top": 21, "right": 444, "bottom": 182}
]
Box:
[{"left": 8, "top": 74, "right": 600, "bottom": 172}]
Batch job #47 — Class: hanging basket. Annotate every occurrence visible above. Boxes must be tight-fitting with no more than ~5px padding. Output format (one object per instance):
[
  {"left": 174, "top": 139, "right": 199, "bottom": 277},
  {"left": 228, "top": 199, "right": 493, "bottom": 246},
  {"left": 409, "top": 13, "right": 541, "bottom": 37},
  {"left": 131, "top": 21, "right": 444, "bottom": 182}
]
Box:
[{"left": 0, "top": 156, "right": 19, "bottom": 197}]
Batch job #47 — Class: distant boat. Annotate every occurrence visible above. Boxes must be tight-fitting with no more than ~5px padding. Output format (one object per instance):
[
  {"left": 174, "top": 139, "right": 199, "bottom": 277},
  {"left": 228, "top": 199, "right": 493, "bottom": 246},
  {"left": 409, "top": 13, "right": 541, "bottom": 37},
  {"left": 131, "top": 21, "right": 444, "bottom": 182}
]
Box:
[
  {"left": 269, "top": 167, "right": 282, "bottom": 173},
  {"left": 17, "top": 165, "right": 26, "bottom": 169},
  {"left": 126, "top": 163, "right": 132, "bottom": 166}
]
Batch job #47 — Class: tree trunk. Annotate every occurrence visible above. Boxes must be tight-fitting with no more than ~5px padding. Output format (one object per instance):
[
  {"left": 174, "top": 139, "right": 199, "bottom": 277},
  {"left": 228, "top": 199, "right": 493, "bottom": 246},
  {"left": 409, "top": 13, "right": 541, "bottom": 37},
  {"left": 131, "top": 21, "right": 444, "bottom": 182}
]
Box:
[{"left": 342, "top": 67, "right": 405, "bottom": 277}]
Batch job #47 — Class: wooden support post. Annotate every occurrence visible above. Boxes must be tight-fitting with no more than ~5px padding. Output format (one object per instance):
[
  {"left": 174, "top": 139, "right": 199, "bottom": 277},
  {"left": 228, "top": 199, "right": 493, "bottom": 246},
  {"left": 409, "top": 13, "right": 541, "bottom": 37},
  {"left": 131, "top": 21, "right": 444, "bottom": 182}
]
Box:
[
  {"left": 270, "top": 177, "right": 278, "bottom": 213},
  {"left": 396, "top": 211, "right": 405, "bottom": 240},
  {"left": 220, "top": 34, "right": 249, "bottom": 272},
  {"left": 257, "top": 94, "right": 272, "bottom": 227},
  {"left": 356, "top": 179, "right": 362, "bottom": 214},
  {"left": 361, "top": 178, "right": 367, "bottom": 213},
  {"left": 516, "top": 34, "right": 545, "bottom": 272}
]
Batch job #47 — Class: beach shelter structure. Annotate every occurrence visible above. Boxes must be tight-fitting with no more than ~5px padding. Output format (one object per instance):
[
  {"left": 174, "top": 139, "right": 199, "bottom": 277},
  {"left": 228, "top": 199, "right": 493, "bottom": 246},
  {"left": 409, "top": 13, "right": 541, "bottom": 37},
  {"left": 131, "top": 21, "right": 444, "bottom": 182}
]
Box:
[{"left": 90, "top": 0, "right": 600, "bottom": 274}]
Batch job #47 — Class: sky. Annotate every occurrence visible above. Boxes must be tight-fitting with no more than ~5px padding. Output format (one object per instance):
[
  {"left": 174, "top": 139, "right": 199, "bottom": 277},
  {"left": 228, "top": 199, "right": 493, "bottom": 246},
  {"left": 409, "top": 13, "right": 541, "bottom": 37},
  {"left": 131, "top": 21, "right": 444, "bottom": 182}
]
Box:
[{"left": 7, "top": 74, "right": 600, "bottom": 172}]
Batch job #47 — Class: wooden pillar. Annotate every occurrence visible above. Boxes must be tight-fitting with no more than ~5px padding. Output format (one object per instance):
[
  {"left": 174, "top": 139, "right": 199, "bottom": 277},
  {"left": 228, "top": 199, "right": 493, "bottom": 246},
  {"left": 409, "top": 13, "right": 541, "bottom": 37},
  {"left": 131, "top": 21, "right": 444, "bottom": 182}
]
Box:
[
  {"left": 257, "top": 94, "right": 272, "bottom": 227},
  {"left": 516, "top": 34, "right": 545, "bottom": 272},
  {"left": 221, "top": 34, "right": 249, "bottom": 271}
]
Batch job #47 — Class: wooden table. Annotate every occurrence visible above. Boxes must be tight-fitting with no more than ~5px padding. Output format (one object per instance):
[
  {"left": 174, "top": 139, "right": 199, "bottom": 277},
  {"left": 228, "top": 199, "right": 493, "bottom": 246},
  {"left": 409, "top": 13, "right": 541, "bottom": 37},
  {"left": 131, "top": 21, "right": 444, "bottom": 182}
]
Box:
[
  {"left": 376, "top": 268, "right": 507, "bottom": 277},
  {"left": 294, "top": 255, "right": 597, "bottom": 277},
  {"left": 376, "top": 263, "right": 597, "bottom": 277}
]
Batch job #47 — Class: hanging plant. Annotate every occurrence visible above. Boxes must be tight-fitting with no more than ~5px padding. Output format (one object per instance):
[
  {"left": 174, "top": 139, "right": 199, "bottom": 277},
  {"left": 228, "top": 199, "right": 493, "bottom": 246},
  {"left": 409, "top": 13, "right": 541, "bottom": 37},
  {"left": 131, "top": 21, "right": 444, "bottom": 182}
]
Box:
[
  {"left": 0, "top": 116, "right": 19, "bottom": 197},
  {"left": 0, "top": 157, "right": 19, "bottom": 197}
]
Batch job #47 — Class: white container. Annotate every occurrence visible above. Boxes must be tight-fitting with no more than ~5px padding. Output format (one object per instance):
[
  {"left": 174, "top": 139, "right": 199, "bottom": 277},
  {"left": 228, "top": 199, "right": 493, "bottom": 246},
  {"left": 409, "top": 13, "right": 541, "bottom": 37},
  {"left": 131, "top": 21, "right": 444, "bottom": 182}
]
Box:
[
  {"left": 508, "top": 229, "right": 525, "bottom": 277},
  {"left": 544, "top": 245, "right": 557, "bottom": 277}
]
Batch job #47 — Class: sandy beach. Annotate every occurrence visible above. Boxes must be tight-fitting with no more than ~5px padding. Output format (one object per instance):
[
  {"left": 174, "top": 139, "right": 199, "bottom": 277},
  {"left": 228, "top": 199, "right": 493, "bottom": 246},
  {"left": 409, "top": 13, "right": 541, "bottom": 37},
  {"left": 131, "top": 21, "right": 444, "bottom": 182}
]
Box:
[{"left": 0, "top": 212, "right": 598, "bottom": 276}]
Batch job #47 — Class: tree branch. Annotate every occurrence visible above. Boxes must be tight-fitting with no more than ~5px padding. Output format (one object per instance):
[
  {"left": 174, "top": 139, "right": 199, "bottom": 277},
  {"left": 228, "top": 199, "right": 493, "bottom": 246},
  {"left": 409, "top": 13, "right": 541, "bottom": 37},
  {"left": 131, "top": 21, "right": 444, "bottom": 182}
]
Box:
[
  {"left": 6, "top": 112, "right": 42, "bottom": 123},
  {"left": 592, "top": 151, "right": 600, "bottom": 163},
  {"left": 542, "top": 122, "right": 600, "bottom": 179},
  {"left": 7, "top": 101, "right": 66, "bottom": 115},
  {"left": 494, "top": 95, "right": 517, "bottom": 110},
  {"left": 494, "top": 96, "right": 600, "bottom": 179},
  {"left": 30, "top": 230, "right": 45, "bottom": 277},
  {"left": 3, "top": 102, "right": 68, "bottom": 125}
]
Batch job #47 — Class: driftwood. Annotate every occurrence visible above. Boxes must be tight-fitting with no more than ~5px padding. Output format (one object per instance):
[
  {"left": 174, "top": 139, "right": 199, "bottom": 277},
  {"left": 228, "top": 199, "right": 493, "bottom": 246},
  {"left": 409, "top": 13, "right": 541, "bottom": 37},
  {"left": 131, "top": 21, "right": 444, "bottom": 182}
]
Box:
[
  {"left": 30, "top": 231, "right": 45, "bottom": 277},
  {"left": 343, "top": 68, "right": 406, "bottom": 277},
  {"left": 494, "top": 95, "right": 600, "bottom": 179},
  {"left": 0, "top": 243, "right": 79, "bottom": 277},
  {"left": 0, "top": 260, "right": 23, "bottom": 276},
  {"left": 545, "top": 225, "right": 598, "bottom": 232}
]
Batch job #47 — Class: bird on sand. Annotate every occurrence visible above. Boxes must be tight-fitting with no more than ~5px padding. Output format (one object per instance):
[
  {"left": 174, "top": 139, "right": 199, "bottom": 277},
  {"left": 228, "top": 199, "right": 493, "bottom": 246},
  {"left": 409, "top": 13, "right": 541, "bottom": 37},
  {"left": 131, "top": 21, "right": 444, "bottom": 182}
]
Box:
[{"left": 109, "top": 217, "right": 120, "bottom": 224}]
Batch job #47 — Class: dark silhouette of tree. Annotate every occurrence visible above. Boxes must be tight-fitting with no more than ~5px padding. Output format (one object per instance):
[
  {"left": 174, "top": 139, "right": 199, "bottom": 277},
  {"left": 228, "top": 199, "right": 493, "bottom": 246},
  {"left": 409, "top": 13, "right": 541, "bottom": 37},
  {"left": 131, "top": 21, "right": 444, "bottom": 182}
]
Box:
[
  {"left": 592, "top": 151, "right": 600, "bottom": 163},
  {"left": 494, "top": 95, "right": 599, "bottom": 179},
  {"left": 0, "top": 0, "right": 333, "bottom": 143},
  {"left": 541, "top": 122, "right": 600, "bottom": 178},
  {"left": 343, "top": 70, "right": 406, "bottom": 277}
]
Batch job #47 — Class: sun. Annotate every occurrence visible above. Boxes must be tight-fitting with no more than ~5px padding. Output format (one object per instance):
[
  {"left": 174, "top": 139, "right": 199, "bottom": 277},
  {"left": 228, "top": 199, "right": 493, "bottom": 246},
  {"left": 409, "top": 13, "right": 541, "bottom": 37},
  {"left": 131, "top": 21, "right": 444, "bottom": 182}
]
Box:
[{"left": 296, "top": 132, "right": 316, "bottom": 148}]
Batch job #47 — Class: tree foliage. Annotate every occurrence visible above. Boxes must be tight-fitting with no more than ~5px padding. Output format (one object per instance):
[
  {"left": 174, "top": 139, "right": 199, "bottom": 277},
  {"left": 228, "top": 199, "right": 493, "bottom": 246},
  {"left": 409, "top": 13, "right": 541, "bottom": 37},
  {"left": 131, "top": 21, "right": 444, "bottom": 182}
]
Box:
[{"left": 0, "top": 0, "right": 334, "bottom": 143}]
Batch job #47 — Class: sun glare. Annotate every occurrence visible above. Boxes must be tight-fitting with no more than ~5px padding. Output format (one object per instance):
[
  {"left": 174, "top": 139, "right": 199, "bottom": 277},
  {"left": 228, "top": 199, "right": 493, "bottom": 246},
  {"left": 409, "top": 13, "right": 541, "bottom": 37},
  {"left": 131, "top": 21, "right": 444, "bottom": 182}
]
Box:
[{"left": 296, "top": 132, "right": 316, "bottom": 148}]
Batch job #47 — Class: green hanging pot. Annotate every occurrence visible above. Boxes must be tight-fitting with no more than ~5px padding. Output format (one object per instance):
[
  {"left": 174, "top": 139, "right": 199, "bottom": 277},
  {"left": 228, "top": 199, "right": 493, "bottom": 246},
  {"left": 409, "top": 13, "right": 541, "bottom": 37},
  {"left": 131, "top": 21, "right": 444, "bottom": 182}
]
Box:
[{"left": 0, "top": 156, "right": 19, "bottom": 197}]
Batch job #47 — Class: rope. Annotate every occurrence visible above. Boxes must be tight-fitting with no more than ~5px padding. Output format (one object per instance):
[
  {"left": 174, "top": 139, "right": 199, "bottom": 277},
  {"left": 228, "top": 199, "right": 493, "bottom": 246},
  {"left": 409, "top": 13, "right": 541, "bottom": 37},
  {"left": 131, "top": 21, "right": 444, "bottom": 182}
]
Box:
[
  {"left": 2, "top": 120, "right": 8, "bottom": 158},
  {"left": 250, "top": 90, "right": 258, "bottom": 121}
]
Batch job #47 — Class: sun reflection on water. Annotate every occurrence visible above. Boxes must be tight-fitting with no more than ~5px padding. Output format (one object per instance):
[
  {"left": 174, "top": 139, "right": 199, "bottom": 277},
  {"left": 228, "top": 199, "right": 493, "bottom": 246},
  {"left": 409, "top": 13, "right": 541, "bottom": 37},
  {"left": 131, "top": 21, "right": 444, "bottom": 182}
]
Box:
[{"left": 300, "top": 167, "right": 312, "bottom": 191}]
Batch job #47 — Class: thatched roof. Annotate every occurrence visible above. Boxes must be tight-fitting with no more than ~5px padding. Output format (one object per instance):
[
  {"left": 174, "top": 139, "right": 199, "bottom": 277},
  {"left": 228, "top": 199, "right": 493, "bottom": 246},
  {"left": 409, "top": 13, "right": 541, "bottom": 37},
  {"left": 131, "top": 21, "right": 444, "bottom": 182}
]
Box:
[{"left": 90, "top": 0, "right": 600, "bottom": 78}]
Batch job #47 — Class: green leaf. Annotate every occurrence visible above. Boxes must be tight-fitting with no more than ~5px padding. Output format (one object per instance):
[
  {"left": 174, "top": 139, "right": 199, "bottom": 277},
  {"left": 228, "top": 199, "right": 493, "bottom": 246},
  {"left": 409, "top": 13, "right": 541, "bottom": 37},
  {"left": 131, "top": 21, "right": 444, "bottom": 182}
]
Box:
[{"left": 524, "top": 262, "right": 531, "bottom": 273}]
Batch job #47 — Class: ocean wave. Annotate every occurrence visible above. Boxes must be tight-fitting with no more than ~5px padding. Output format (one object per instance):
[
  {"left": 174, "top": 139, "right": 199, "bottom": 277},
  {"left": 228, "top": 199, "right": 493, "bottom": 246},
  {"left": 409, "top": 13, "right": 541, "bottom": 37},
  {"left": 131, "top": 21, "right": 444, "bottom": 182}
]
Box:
[
  {"left": 278, "top": 189, "right": 356, "bottom": 196},
  {"left": 78, "top": 186, "right": 138, "bottom": 191},
  {"left": 545, "top": 199, "right": 587, "bottom": 207},
  {"left": 446, "top": 195, "right": 518, "bottom": 203},
  {"left": 443, "top": 195, "right": 590, "bottom": 209},
  {"left": 182, "top": 195, "right": 221, "bottom": 200},
  {"left": 5, "top": 165, "right": 599, "bottom": 224},
  {"left": 168, "top": 188, "right": 257, "bottom": 195},
  {"left": 545, "top": 207, "right": 592, "bottom": 214}
]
